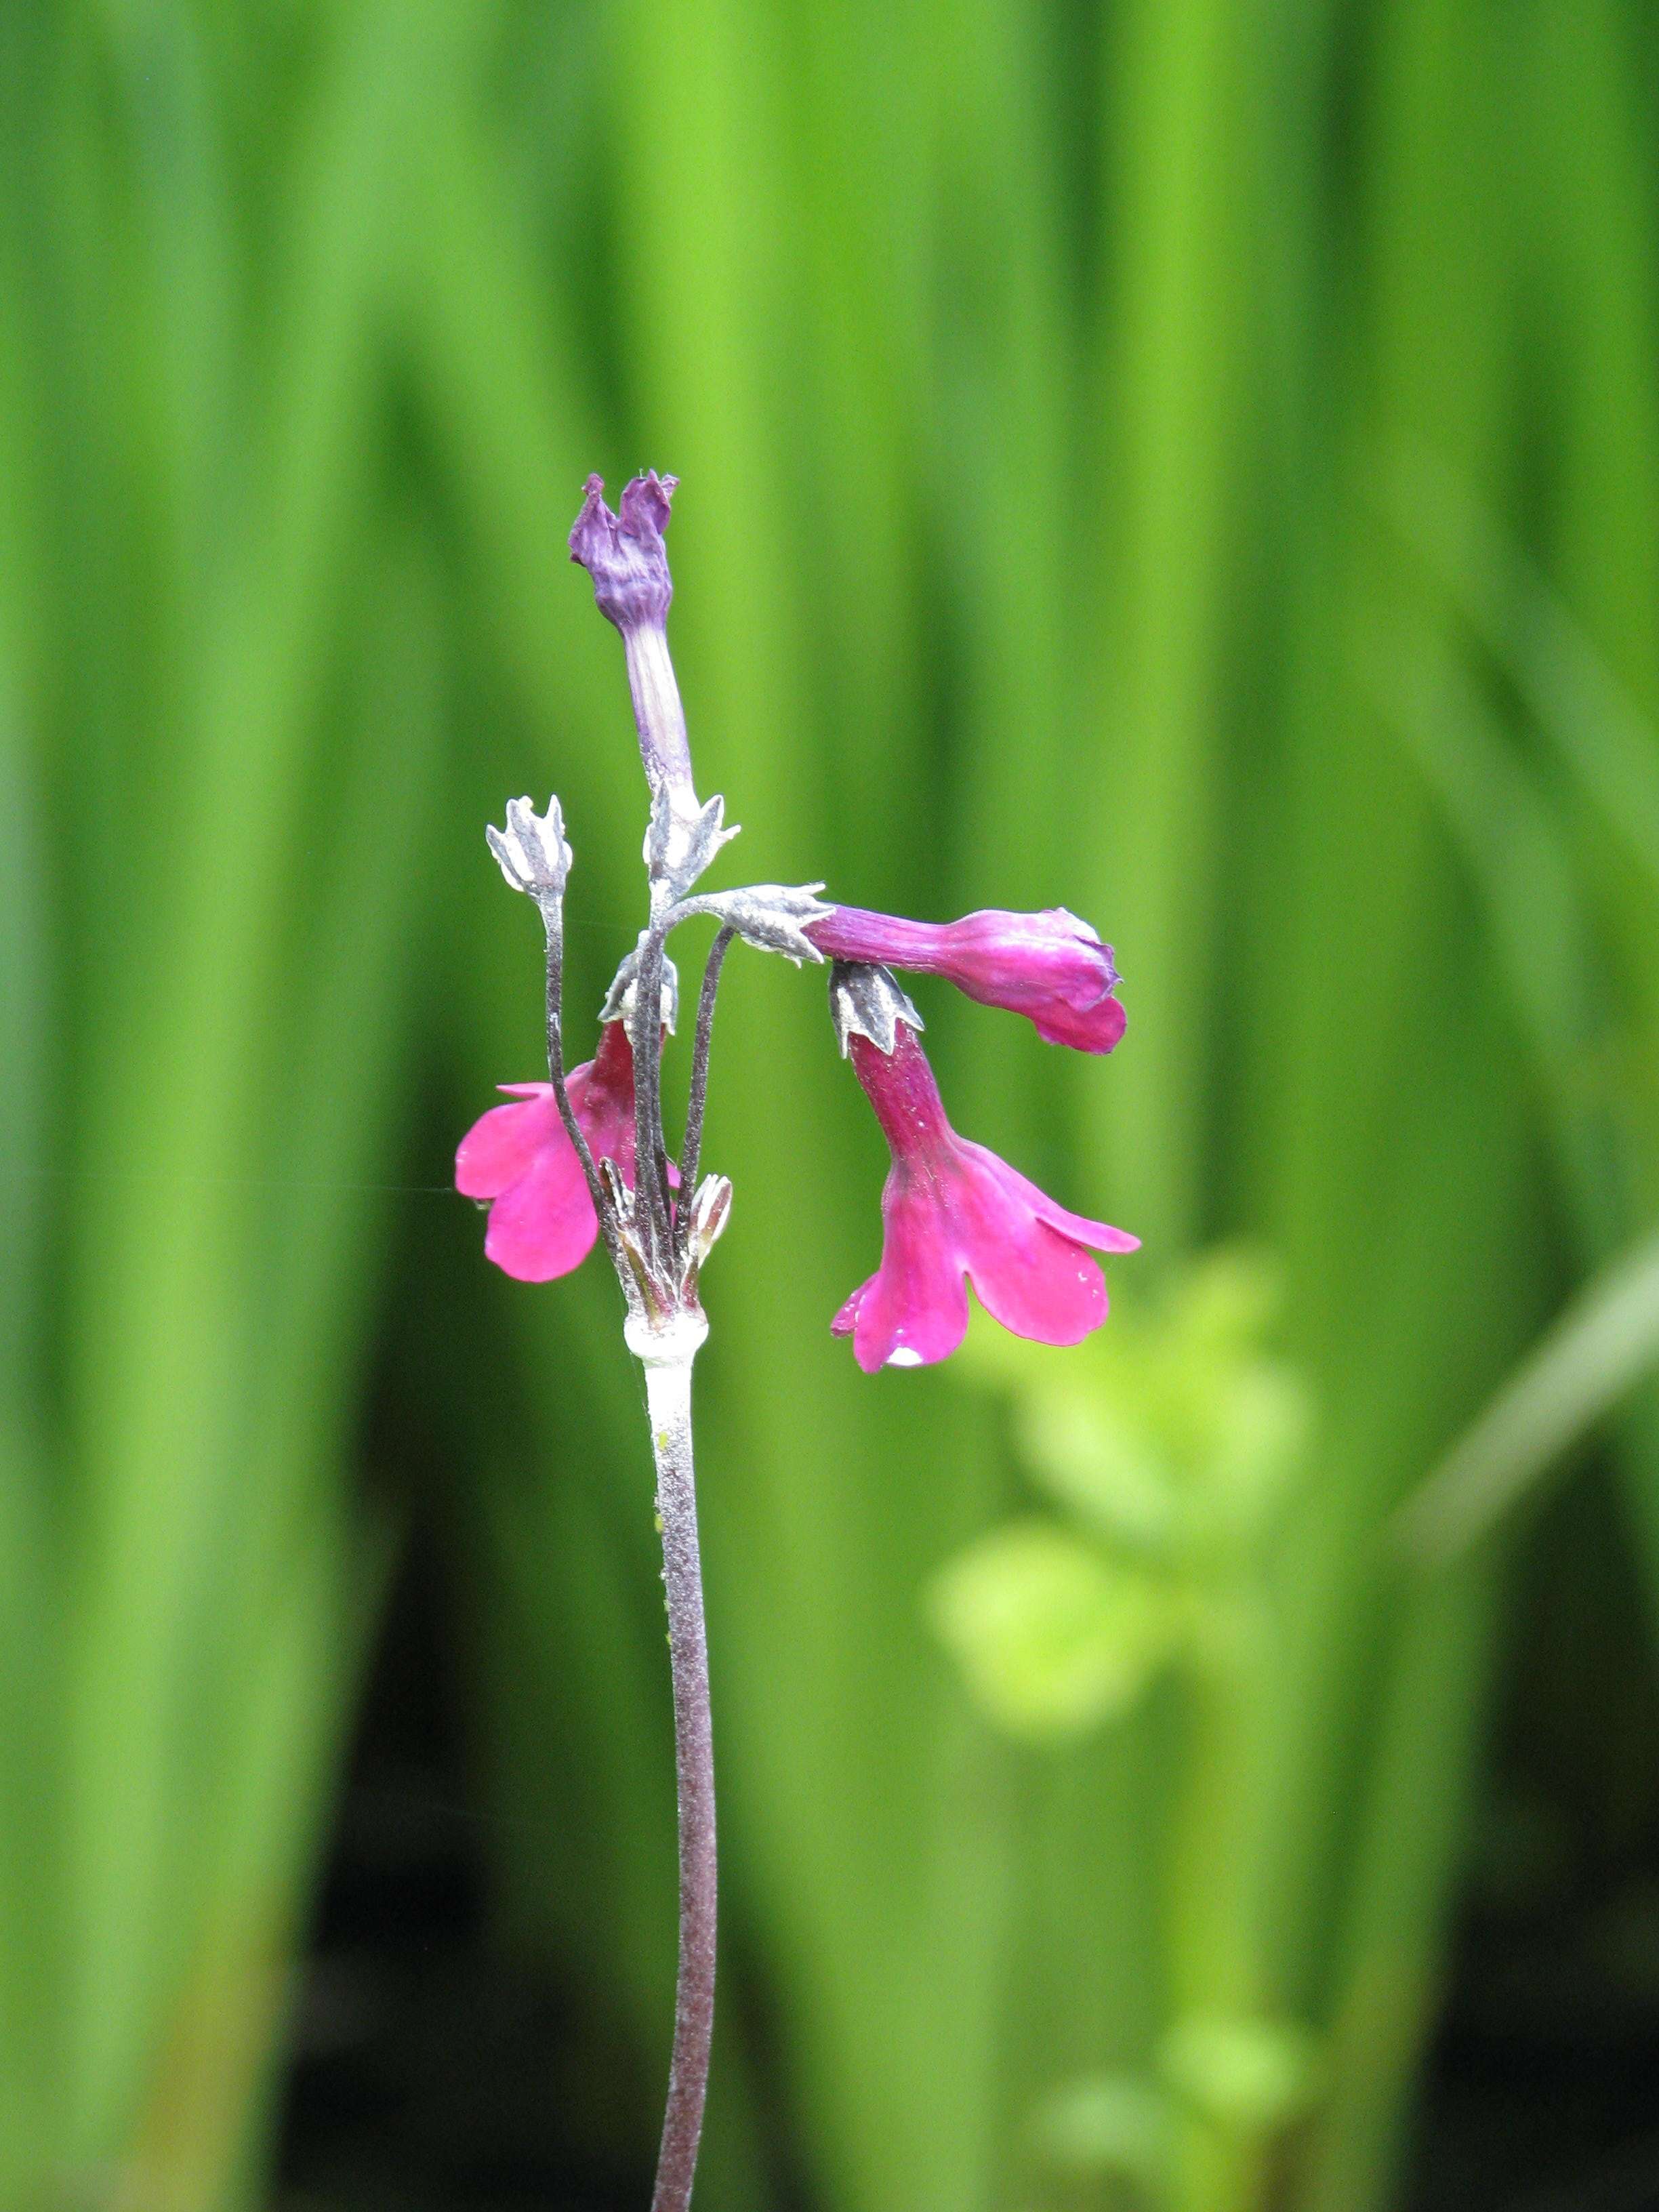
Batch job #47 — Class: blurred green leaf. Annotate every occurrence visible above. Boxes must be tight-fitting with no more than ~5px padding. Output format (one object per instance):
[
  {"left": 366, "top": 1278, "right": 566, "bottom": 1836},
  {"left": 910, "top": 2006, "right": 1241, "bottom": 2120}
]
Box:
[
  {"left": 967, "top": 1250, "right": 1311, "bottom": 1572},
  {"left": 1015, "top": 1384, "right": 1181, "bottom": 1555},
  {"left": 1031, "top": 2071, "right": 1173, "bottom": 2186},
  {"left": 1160, "top": 2012, "right": 1319, "bottom": 2133},
  {"left": 1168, "top": 1250, "right": 1286, "bottom": 1364},
  {"left": 927, "top": 1522, "right": 1183, "bottom": 1740},
  {"left": 1203, "top": 1362, "right": 1311, "bottom": 1544}
]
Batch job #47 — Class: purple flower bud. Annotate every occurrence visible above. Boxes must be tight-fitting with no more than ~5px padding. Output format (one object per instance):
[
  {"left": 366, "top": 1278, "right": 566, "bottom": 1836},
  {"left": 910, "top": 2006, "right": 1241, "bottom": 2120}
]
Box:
[
  {"left": 833, "top": 1016, "right": 1137, "bottom": 1372},
  {"left": 806, "top": 905, "right": 1125, "bottom": 1052},
  {"left": 569, "top": 472, "right": 696, "bottom": 812}
]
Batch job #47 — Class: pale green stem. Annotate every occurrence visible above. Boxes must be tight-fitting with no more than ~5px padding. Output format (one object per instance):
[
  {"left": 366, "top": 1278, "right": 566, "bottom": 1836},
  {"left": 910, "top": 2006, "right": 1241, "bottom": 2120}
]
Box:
[{"left": 628, "top": 1312, "right": 716, "bottom": 2212}]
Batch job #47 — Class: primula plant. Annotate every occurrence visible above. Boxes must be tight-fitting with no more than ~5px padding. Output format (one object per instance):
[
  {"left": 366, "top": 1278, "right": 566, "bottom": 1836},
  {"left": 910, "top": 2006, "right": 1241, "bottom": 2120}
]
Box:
[{"left": 456, "top": 471, "right": 1136, "bottom": 2210}]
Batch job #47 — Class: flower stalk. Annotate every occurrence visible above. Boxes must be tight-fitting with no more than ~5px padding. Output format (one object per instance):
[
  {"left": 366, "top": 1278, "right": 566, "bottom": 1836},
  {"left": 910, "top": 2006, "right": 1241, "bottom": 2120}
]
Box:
[
  {"left": 629, "top": 1313, "right": 717, "bottom": 2212},
  {"left": 538, "top": 863, "right": 623, "bottom": 1273}
]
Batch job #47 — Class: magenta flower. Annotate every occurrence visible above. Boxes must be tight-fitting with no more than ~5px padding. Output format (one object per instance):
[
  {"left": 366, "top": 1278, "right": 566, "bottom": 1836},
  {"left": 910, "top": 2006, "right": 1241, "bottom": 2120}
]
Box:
[
  {"left": 457, "top": 1021, "right": 653, "bottom": 1282},
  {"left": 832, "top": 1014, "right": 1139, "bottom": 1372},
  {"left": 806, "top": 905, "right": 1124, "bottom": 1052}
]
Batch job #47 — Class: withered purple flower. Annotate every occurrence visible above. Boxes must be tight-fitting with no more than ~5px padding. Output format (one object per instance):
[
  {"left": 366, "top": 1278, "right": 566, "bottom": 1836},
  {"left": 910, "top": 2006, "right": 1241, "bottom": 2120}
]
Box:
[
  {"left": 459, "top": 472, "right": 1138, "bottom": 2212},
  {"left": 570, "top": 470, "right": 699, "bottom": 824},
  {"left": 569, "top": 468, "right": 676, "bottom": 629}
]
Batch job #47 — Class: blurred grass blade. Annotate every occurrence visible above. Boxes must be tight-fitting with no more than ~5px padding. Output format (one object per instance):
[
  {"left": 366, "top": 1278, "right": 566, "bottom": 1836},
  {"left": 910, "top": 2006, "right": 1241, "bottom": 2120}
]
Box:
[
  {"left": 1398, "top": 1226, "right": 1659, "bottom": 1565},
  {"left": 1370, "top": 615, "right": 1616, "bottom": 1243},
  {"left": 1385, "top": 446, "right": 1659, "bottom": 895},
  {"left": 1301, "top": 1568, "right": 1499, "bottom": 2212},
  {"left": 0, "top": 642, "right": 54, "bottom": 2194},
  {"left": 1086, "top": 0, "right": 1252, "bottom": 1252}
]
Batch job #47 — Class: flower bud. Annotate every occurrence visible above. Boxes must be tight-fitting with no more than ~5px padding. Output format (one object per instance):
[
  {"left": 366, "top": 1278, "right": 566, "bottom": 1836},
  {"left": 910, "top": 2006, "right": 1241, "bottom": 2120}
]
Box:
[
  {"left": 601, "top": 949, "right": 681, "bottom": 1033},
  {"left": 808, "top": 905, "right": 1124, "bottom": 1053},
  {"left": 684, "top": 1174, "right": 733, "bottom": 1271}
]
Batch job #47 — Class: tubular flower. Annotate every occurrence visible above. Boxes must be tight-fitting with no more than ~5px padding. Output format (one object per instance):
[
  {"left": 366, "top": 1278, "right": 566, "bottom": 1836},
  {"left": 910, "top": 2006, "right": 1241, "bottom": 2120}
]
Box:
[
  {"left": 806, "top": 905, "right": 1124, "bottom": 1052},
  {"left": 457, "top": 1021, "right": 653, "bottom": 1282},
  {"left": 832, "top": 1013, "right": 1139, "bottom": 1372}
]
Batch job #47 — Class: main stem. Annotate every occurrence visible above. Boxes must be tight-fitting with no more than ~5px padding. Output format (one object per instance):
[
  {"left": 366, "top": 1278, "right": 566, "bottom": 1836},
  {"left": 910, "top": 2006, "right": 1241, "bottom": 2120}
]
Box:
[{"left": 634, "top": 1323, "right": 716, "bottom": 2212}]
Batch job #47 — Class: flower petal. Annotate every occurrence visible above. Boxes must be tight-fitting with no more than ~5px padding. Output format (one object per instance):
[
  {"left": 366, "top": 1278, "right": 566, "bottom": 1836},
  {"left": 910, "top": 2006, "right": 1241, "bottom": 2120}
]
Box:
[
  {"left": 480, "top": 1137, "right": 599, "bottom": 1282},
  {"left": 579, "top": 1089, "right": 636, "bottom": 1179},
  {"left": 1029, "top": 992, "right": 1127, "bottom": 1054},
  {"left": 840, "top": 1170, "right": 970, "bottom": 1372},
  {"left": 968, "top": 1216, "right": 1109, "bottom": 1347},
  {"left": 835, "top": 1014, "right": 1135, "bottom": 1372},
  {"left": 947, "top": 1151, "right": 1107, "bottom": 1344},
  {"left": 455, "top": 1086, "right": 559, "bottom": 1200},
  {"left": 957, "top": 1140, "right": 1140, "bottom": 1253}
]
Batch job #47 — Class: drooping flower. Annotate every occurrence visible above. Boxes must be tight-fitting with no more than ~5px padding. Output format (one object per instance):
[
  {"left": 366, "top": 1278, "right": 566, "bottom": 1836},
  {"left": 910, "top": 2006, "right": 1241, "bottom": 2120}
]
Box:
[
  {"left": 806, "top": 905, "right": 1124, "bottom": 1052},
  {"left": 830, "top": 975, "right": 1138, "bottom": 1372},
  {"left": 457, "top": 1021, "right": 651, "bottom": 1282}
]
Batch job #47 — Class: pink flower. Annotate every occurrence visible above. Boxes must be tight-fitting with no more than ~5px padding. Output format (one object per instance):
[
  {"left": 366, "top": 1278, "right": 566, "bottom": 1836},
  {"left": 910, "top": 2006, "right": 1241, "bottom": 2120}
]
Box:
[
  {"left": 833, "top": 1021, "right": 1138, "bottom": 1372},
  {"left": 457, "top": 1023, "right": 649, "bottom": 1282},
  {"left": 806, "top": 905, "right": 1124, "bottom": 1052}
]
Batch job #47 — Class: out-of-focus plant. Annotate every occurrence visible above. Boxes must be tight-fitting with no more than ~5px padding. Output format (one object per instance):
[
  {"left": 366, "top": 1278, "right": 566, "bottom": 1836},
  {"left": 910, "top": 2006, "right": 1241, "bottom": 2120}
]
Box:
[
  {"left": 933, "top": 1252, "right": 1317, "bottom": 2212},
  {"left": 1399, "top": 1223, "right": 1659, "bottom": 1567}
]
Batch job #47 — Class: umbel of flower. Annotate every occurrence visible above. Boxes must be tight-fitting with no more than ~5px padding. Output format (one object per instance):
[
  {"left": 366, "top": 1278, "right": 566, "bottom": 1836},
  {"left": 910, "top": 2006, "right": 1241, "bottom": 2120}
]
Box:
[
  {"left": 460, "top": 471, "right": 1136, "bottom": 1360},
  {"left": 455, "top": 470, "right": 1140, "bottom": 2212}
]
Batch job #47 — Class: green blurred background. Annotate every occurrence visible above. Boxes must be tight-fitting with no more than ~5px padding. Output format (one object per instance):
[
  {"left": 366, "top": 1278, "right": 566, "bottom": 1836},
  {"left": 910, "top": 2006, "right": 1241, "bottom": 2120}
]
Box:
[{"left": 5, "top": 1, "right": 1659, "bottom": 2207}]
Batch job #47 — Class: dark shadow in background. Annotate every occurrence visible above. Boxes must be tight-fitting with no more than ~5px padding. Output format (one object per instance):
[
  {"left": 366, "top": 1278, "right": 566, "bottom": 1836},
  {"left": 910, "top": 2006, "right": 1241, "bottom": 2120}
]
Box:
[
  {"left": 274, "top": 1527, "right": 657, "bottom": 2212},
  {"left": 1409, "top": 1469, "right": 1659, "bottom": 2212},
  {"left": 275, "top": 1457, "right": 1659, "bottom": 2212}
]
